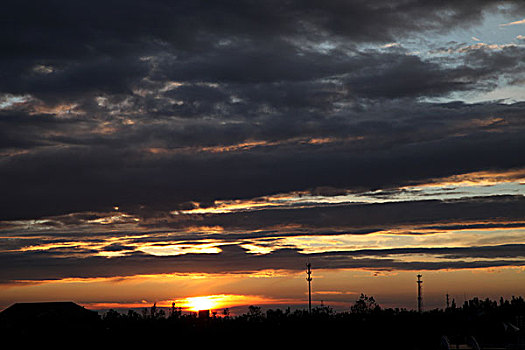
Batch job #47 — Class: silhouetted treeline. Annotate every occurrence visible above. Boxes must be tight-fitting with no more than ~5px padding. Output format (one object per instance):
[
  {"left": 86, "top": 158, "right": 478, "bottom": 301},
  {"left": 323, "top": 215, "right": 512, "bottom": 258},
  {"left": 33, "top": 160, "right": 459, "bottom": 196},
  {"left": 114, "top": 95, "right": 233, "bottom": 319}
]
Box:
[
  {"left": 1, "top": 296, "right": 524, "bottom": 349},
  {"left": 90, "top": 295, "right": 525, "bottom": 348}
]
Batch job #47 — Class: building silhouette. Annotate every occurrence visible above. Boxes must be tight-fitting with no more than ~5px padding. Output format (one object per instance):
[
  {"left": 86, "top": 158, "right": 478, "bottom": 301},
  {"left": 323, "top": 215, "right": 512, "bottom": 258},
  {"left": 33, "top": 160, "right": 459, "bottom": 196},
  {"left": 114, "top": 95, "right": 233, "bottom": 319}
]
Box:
[{"left": 0, "top": 302, "right": 99, "bottom": 335}]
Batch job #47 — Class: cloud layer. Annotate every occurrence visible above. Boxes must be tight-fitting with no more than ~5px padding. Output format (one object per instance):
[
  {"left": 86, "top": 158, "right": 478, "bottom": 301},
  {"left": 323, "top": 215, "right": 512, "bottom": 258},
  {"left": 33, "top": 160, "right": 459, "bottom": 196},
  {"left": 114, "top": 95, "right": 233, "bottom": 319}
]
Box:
[{"left": 1, "top": 0, "right": 525, "bottom": 290}]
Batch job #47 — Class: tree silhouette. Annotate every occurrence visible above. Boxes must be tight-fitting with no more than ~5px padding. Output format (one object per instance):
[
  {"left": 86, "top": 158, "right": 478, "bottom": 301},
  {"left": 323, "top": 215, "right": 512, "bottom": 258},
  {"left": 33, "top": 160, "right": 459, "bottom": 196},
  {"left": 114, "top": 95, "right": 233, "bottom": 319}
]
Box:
[
  {"left": 169, "top": 302, "right": 182, "bottom": 319},
  {"left": 3, "top": 296, "right": 524, "bottom": 348},
  {"left": 150, "top": 302, "right": 157, "bottom": 319},
  {"left": 247, "top": 305, "right": 263, "bottom": 321},
  {"left": 351, "top": 293, "right": 380, "bottom": 314}
]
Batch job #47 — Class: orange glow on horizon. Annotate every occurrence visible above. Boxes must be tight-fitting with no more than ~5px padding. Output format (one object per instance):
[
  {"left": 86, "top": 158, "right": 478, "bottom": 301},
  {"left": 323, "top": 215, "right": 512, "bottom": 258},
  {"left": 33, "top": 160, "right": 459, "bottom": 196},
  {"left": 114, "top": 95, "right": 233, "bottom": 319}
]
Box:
[
  {"left": 80, "top": 294, "right": 302, "bottom": 312},
  {"left": 174, "top": 294, "right": 297, "bottom": 311},
  {"left": 2, "top": 267, "right": 525, "bottom": 312}
]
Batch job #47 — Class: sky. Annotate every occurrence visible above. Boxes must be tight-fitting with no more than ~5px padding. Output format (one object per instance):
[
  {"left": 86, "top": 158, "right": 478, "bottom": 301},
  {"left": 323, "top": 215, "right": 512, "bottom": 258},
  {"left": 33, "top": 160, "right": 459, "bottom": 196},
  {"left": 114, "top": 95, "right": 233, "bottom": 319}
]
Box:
[{"left": 1, "top": 0, "right": 525, "bottom": 313}]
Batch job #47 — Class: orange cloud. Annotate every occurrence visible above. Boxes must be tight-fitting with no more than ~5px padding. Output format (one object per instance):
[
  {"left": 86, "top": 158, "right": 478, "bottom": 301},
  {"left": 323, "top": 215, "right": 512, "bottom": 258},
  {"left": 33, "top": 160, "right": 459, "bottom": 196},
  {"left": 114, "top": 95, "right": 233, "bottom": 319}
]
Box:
[{"left": 410, "top": 168, "right": 525, "bottom": 188}]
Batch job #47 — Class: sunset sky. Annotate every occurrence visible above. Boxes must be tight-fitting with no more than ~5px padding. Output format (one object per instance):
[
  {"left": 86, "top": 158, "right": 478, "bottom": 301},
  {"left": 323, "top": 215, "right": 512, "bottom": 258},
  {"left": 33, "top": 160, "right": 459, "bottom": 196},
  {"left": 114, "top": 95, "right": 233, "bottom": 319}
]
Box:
[{"left": 1, "top": 1, "right": 525, "bottom": 313}]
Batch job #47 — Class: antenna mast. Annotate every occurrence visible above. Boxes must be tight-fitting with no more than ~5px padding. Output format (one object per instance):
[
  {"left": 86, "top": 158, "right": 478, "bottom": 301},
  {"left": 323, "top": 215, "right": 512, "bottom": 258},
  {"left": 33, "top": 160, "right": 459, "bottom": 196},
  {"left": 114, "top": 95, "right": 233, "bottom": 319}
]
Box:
[
  {"left": 306, "top": 262, "right": 312, "bottom": 313},
  {"left": 417, "top": 274, "right": 423, "bottom": 313}
]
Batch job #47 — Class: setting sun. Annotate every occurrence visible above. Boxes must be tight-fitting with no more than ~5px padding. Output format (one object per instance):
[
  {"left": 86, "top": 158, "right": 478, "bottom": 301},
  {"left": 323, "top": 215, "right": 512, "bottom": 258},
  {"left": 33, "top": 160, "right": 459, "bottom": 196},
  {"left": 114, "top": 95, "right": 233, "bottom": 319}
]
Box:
[
  {"left": 185, "top": 296, "right": 217, "bottom": 311},
  {"left": 173, "top": 294, "right": 282, "bottom": 312}
]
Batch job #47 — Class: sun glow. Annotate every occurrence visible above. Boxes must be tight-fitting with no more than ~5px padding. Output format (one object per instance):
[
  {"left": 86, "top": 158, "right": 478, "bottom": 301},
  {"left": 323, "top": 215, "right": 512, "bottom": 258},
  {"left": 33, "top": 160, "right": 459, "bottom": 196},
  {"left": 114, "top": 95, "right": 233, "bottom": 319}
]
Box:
[
  {"left": 184, "top": 296, "right": 218, "bottom": 311},
  {"left": 174, "top": 294, "right": 286, "bottom": 312}
]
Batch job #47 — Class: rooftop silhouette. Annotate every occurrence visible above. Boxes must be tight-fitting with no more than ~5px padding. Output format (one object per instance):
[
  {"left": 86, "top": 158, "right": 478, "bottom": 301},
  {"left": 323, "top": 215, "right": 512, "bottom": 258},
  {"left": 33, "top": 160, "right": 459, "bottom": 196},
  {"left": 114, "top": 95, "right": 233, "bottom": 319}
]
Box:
[{"left": 0, "top": 301, "right": 100, "bottom": 337}]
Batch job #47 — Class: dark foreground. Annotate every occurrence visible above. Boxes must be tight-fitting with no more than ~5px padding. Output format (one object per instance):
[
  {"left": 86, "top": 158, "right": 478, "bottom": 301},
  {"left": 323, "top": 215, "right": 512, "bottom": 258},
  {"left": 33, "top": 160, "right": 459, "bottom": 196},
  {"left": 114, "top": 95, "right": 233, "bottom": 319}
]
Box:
[{"left": 1, "top": 297, "right": 524, "bottom": 349}]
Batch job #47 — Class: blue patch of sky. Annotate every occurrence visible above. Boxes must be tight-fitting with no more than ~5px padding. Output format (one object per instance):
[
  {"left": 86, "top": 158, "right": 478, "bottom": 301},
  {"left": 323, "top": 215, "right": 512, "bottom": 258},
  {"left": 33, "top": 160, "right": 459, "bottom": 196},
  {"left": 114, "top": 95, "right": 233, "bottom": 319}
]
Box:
[{"left": 372, "top": 10, "right": 525, "bottom": 104}]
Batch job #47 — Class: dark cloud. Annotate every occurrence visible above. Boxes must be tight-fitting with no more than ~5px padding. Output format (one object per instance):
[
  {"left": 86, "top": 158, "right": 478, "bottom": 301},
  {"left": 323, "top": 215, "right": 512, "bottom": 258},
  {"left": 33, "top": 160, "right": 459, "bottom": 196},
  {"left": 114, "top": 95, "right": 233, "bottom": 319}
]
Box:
[
  {"left": 1, "top": 113, "right": 523, "bottom": 219},
  {"left": 101, "top": 244, "right": 135, "bottom": 252},
  {"left": 1, "top": 0, "right": 524, "bottom": 103},
  {"left": 134, "top": 195, "right": 525, "bottom": 232},
  {"left": 1, "top": 243, "right": 524, "bottom": 284},
  {"left": 1, "top": 0, "right": 525, "bottom": 286}
]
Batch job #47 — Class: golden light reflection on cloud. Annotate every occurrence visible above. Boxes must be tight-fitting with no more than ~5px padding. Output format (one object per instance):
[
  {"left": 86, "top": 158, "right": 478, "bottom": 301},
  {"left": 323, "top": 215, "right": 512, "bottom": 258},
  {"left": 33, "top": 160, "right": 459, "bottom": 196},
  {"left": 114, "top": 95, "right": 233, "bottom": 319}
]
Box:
[
  {"left": 239, "top": 244, "right": 274, "bottom": 255},
  {"left": 250, "top": 226, "right": 525, "bottom": 254},
  {"left": 172, "top": 168, "right": 525, "bottom": 216},
  {"left": 0, "top": 149, "right": 31, "bottom": 158},
  {"left": 97, "top": 251, "right": 130, "bottom": 258},
  {"left": 18, "top": 241, "right": 93, "bottom": 252},
  {"left": 307, "top": 137, "right": 336, "bottom": 144},
  {"left": 6, "top": 219, "right": 525, "bottom": 260},
  {"left": 410, "top": 168, "right": 525, "bottom": 188},
  {"left": 378, "top": 253, "right": 525, "bottom": 264},
  {"left": 146, "top": 136, "right": 363, "bottom": 157},
  {"left": 138, "top": 243, "right": 223, "bottom": 256},
  {"left": 6, "top": 229, "right": 239, "bottom": 258},
  {"left": 173, "top": 197, "right": 291, "bottom": 215},
  {"left": 31, "top": 103, "right": 79, "bottom": 116},
  {"left": 94, "top": 121, "right": 118, "bottom": 135},
  {"left": 9, "top": 234, "right": 142, "bottom": 255},
  {"left": 184, "top": 226, "right": 225, "bottom": 234},
  {"left": 87, "top": 213, "right": 140, "bottom": 225},
  {"left": 3, "top": 169, "right": 523, "bottom": 237},
  {"left": 201, "top": 140, "right": 270, "bottom": 153},
  {"left": 499, "top": 18, "right": 525, "bottom": 26}
]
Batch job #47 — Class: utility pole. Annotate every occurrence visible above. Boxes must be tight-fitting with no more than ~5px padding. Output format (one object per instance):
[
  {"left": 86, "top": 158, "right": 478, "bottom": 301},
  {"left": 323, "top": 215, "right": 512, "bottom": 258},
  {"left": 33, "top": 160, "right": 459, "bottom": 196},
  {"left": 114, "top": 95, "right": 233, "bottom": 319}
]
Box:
[
  {"left": 306, "top": 262, "right": 312, "bottom": 313},
  {"left": 417, "top": 274, "right": 423, "bottom": 313}
]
